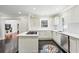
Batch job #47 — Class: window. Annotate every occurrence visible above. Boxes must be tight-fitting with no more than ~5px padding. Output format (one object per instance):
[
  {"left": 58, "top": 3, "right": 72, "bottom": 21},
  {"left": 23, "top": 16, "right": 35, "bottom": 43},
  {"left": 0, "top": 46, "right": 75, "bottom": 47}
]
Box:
[{"left": 41, "top": 20, "right": 48, "bottom": 27}]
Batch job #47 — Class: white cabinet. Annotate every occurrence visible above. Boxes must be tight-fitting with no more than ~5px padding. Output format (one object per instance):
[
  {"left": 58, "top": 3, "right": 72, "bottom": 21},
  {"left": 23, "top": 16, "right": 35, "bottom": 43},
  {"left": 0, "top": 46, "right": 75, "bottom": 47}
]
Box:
[
  {"left": 70, "top": 37, "right": 79, "bottom": 53},
  {"left": 54, "top": 16, "right": 64, "bottom": 31},
  {"left": 39, "top": 31, "right": 52, "bottom": 39},
  {"left": 19, "top": 36, "right": 38, "bottom": 53},
  {"left": 52, "top": 31, "right": 61, "bottom": 45},
  {"left": 77, "top": 40, "right": 79, "bottom": 53},
  {"left": 76, "top": 39, "right": 79, "bottom": 53},
  {"left": 70, "top": 37, "right": 77, "bottom": 53},
  {"left": 56, "top": 33, "right": 61, "bottom": 45}
]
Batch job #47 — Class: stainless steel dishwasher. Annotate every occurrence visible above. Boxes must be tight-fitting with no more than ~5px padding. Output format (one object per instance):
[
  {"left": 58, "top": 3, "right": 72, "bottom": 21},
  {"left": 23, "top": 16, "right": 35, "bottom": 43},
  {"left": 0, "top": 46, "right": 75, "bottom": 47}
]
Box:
[{"left": 61, "top": 34, "right": 70, "bottom": 53}]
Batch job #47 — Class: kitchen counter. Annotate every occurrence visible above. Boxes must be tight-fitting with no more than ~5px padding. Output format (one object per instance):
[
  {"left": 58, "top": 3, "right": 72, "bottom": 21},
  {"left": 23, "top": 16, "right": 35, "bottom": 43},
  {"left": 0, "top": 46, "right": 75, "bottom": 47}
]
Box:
[
  {"left": 17, "top": 31, "right": 39, "bottom": 37},
  {"left": 60, "top": 32, "right": 79, "bottom": 39},
  {"left": 51, "top": 30, "right": 79, "bottom": 39},
  {"left": 17, "top": 29, "right": 79, "bottom": 39}
]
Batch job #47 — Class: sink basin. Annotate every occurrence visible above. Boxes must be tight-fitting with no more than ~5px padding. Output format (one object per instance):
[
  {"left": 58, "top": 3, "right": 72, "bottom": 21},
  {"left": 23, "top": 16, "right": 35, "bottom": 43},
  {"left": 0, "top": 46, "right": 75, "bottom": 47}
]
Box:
[{"left": 26, "top": 31, "right": 37, "bottom": 34}]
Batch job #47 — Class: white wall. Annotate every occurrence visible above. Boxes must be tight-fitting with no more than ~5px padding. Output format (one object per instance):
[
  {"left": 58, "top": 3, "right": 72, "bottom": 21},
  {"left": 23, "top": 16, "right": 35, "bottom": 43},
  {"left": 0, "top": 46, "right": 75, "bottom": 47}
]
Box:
[
  {"left": 0, "top": 19, "right": 5, "bottom": 39},
  {"left": 30, "top": 16, "right": 40, "bottom": 30},
  {"left": 49, "top": 16, "right": 55, "bottom": 30},
  {"left": 51, "top": 6, "right": 79, "bottom": 34},
  {"left": 62, "top": 6, "right": 79, "bottom": 33},
  {"left": 29, "top": 16, "right": 54, "bottom": 30},
  {"left": 0, "top": 18, "right": 19, "bottom": 40},
  {"left": 4, "top": 20, "right": 18, "bottom": 33},
  {"left": 18, "top": 16, "right": 29, "bottom": 33}
]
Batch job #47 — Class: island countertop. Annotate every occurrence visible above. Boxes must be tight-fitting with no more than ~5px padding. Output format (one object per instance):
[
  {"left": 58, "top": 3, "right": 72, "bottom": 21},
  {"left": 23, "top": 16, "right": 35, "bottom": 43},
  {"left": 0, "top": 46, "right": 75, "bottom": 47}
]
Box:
[{"left": 17, "top": 31, "right": 39, "bottom": 37}]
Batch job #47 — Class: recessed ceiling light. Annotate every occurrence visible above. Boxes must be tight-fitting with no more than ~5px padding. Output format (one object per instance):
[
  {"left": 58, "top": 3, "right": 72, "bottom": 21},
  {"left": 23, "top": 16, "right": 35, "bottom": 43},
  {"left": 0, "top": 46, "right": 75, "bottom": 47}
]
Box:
[
  {"left": 56, "top": 8, "right": 59, "bottom": 11},
  {"left": 18, "top": 11, "right": 22, "bottom": 14},
  {"left": 33, "top": 8, "right": 36, "bottom": 10}
]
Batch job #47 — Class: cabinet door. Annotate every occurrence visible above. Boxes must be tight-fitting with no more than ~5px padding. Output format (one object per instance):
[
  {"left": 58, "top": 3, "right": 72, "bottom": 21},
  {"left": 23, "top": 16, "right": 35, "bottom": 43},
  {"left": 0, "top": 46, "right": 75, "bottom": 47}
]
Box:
[
  {"left": 76, "top": 39, "right": 79, "bottom": 53},
  {"left": 70, "top": 37, "right": 77, "bottom": 53},
  {"left": 56, "top": 33, "right": 61, "bottom": 45},
  {"left": 19, "top": 37, "right": 38, "bottom": 53},
  {"left": 39, "top": 31, "right": 52, "bottom": 39},
  {"left": 52, "top": 32, "right": 61, "bottom": 45},
  {"left": 52, "top": 32, "right": 57, "bottom": 41}
]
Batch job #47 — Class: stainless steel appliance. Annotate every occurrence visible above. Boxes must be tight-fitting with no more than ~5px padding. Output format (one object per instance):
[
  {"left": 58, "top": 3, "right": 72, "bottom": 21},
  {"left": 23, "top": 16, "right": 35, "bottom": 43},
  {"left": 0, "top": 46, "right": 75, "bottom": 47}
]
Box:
[{"left": 61, "top": 34, "right": 70, "bottom": 53}]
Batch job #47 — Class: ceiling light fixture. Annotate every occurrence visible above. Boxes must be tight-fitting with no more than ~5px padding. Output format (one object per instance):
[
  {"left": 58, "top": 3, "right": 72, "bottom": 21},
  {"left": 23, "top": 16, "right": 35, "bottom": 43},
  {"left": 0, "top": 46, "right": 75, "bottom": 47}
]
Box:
[
  {"left": 33, "top": 8, "right": 36, "bottom": 10},
  {"left": 56, "top": 8, "right": 59, "bottom": 11},
  {"left": 18, "top": 11, "right": 22, "bottom": 14}
]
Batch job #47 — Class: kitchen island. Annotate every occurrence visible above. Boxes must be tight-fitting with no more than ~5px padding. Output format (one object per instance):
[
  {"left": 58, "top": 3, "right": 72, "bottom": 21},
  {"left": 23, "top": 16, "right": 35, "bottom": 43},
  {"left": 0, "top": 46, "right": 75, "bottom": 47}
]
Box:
[{"left": 17, "top": 31, "right": 39, "bottom": 53}]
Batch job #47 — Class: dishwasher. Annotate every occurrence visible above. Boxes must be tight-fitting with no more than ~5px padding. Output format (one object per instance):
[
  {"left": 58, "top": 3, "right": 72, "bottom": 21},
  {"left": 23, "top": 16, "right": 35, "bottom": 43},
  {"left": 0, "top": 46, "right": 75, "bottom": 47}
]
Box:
[{"left": 61, "top": 34, "right": 70, "bottom": 53}]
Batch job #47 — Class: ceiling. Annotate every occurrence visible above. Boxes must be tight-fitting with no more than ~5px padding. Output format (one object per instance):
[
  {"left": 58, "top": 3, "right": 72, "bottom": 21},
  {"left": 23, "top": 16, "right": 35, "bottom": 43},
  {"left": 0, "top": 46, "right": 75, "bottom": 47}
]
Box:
[{"left": 0, "top": 5, "right": 71, "bottom": 17}]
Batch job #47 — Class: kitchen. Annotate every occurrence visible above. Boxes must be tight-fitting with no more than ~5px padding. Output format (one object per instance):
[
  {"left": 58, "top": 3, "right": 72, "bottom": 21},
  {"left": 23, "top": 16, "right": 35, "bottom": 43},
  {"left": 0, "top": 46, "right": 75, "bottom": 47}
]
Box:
[{"left": 0, "top": 5, "right": 79, "bottom": 53}]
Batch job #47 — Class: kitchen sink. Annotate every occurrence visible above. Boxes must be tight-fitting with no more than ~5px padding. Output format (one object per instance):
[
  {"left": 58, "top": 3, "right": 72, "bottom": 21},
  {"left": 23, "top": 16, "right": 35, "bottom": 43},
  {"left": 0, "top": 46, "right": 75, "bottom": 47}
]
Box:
[{"left": 26, "top": 31, "right": 37, "bottom": 34}]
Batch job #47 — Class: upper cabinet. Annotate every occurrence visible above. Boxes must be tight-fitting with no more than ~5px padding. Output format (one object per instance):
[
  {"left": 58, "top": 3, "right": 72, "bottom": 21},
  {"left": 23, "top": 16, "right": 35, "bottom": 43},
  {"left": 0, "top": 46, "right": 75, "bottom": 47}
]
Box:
[{"left": 53, "top": 16, "right": 64, "bottom": 31}]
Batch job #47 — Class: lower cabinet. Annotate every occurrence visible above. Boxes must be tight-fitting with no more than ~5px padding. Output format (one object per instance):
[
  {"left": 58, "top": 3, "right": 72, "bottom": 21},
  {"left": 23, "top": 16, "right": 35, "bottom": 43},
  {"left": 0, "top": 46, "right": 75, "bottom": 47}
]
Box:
[
  {"left": 52, "top": 31, "right": 61, "bottom": 45},
  {"left": 70, "top": 37, "right": 79, "bottom": 53},
  {"left": 52, "top": 32, "right": 79, "bottom": 53},
  {"left": 76, "top": 39, "right": 79, "bottom": 53},
  {"left": 70, "top": 37, "right": 77, "bottom": 53},
  {"left": 39, "top": 31, "right": 52, "bottom": 39},
  {"left": 19, "top": 36, "right": 38, "bottom": 53}
]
